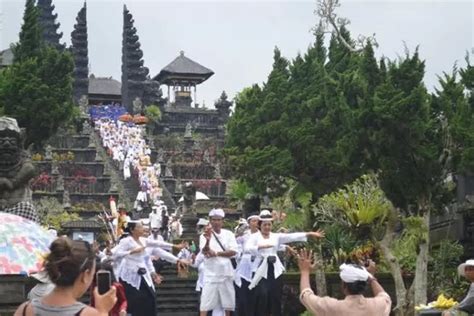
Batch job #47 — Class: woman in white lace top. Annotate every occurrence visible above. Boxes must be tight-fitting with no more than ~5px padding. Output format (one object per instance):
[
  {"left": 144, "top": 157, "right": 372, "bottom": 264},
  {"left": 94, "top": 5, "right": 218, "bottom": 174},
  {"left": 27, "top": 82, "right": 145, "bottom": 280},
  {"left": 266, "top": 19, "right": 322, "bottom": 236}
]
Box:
[
  {"left": 113, "top": 222, "right": 162, "bottom": 316},
  {"left": 244, "top": 210, "right": 324, "bottom": 316}
]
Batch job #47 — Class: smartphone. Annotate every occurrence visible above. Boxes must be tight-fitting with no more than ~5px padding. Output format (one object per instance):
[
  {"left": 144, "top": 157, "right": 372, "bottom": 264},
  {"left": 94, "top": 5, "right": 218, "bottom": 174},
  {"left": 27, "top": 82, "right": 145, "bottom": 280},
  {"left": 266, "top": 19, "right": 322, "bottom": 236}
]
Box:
[{"left": 96, "top": 270, "right": 111, "bottom": 295}]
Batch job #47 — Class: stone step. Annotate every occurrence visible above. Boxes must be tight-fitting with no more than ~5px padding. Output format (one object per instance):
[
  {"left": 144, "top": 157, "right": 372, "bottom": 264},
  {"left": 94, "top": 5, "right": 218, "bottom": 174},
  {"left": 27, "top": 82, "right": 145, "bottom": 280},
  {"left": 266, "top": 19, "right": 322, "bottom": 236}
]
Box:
[
  {"left": 156, "top": 288, "right": 199, "bottom": 296},
  {"left": 157, "top": 302, "right": 199, "bottom": 311},
  {"left": 156, "top": 295, "right": 199, "bottom": 303},
  {"left": 158, "top": 313, "right": 197, "bottom": 316}
]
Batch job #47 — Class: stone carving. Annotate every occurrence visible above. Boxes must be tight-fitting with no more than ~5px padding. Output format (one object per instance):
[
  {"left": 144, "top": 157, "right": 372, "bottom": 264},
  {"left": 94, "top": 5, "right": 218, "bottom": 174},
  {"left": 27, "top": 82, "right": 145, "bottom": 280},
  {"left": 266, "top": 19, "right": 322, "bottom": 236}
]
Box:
[
  {"left": 203, "top": 149, "right": 211, "bottom": 164},
  {"left": 71, "top": 2, "right": 89, "bottom": 105},
  {"left": 0, "top": 117, "right": 38, "bottom": 221},
  {"left": 95, "top": 151, "right": 103, "bottom": 161},
  {"left": 56, "top": 174, "right": 64, "bottom": 192},
  {"left": 109, "top": 181, "right": 119, "bottom": 193},
  {"left": 51, "top": 160, "right": 59, "bottom": 175},
  {"left": 132, "top": 97, "right": 143, "bottom": 114},
  {"left": 62, "top": 190, "right": 71, "bottom": 209},
  {"left": 184, "top": 122, "right": 193, "bottom": 138},
  {"left": 214, "top": 163, "right": 222, "bottom": 179},
  {"left": 78, "top": 95, "right": 89, "bottom": 113},
  {"left": 182, "top": 182, "right": 196, "bottom": 214},
  {"left": 44, "top": 145, "right": 53, "bottom": 160},
  {"left": 88, "top": 133, "right": 95, "bottom": 148},
  {"left": 103, "top": 163, "right": 111, "bottom": 176},
  {"left": 81, "top": 120, "right": 92, "bottom": 135},
  {"left": 157, "top": 148, "right": 165, "bottom": 162}
]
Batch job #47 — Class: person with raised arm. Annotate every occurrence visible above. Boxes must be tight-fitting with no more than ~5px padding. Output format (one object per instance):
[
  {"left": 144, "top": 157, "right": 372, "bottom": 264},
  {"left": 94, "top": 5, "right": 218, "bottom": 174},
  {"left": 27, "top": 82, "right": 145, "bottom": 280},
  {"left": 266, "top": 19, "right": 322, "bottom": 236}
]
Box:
[
  {"left": 244, "top": 210, "right": 324, "bottom": 316},
  {"left": 297, "top": 248, "right": 391, "bottom": 316}
]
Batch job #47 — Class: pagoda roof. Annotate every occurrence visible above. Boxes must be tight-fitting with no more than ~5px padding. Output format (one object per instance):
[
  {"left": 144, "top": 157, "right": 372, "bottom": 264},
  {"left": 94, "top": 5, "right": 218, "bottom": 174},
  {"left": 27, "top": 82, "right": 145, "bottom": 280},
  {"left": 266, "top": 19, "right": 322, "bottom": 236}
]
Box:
[
  {"left": 0, "top": 48, "right": 14, "bottom": 67},
  {"left": 89, "top": 76, "right": 121, "bottom": 96},
  {"left": 153, "top": 51, "right": 214, "bottom": 85}
]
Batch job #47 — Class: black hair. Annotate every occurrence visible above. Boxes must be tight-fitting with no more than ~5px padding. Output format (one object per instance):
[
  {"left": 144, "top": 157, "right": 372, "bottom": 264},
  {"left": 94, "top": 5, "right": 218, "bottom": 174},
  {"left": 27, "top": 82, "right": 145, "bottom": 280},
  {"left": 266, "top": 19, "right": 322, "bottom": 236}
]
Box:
[
  {"left": 96, "top": 261, "right": 117, "bottom": 283},
  {"left": 343, "top": 280, "right": 368, "bottom": 295}
]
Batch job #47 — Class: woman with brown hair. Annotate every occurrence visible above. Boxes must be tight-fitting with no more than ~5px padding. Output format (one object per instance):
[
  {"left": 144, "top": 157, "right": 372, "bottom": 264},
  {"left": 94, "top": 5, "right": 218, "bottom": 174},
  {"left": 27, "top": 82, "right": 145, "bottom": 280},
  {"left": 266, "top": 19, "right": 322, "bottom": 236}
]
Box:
[{"left": 14, "top": 237, "right": 117, "bottom": 316}]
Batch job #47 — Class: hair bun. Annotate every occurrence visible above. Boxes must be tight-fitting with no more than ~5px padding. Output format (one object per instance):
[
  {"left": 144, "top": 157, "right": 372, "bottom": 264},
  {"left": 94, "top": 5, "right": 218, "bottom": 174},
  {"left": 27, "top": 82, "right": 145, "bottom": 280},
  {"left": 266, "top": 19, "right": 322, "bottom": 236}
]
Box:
[{"left": 49, "top": 237, "right": 73, "bottom": 257}]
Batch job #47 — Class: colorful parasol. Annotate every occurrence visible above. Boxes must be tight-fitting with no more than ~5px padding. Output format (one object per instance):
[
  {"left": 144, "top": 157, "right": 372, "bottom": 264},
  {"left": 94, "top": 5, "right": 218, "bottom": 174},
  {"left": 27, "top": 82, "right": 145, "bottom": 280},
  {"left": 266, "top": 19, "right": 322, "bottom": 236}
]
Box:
[{"left": 0, "top": 212, "right": 54, "bottom": 275}]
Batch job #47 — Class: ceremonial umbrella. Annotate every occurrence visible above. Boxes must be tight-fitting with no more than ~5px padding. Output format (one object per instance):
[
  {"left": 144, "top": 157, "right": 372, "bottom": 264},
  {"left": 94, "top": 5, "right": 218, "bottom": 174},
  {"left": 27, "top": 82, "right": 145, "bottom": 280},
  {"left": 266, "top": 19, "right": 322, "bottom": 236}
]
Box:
[
  {"left": 0, "top": 212, "right": 54, "bottom": 275},
  {"left": 178, "top": 191, "right": 210, "bottom": 203}
]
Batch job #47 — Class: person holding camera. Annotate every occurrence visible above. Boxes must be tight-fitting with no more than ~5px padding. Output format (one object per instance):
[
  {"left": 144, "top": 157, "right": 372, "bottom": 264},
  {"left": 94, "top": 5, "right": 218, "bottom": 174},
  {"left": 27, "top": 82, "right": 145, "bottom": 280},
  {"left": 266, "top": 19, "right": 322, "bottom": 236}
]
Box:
[
  {"left": 244, "top": 210, "right": 325, "bottom": 316},
  {"left": 14, "top": 237, "right": 117, "bottom": 316},
  {"left": 297, "top": 248, "right": 391, "bottom": 316}
]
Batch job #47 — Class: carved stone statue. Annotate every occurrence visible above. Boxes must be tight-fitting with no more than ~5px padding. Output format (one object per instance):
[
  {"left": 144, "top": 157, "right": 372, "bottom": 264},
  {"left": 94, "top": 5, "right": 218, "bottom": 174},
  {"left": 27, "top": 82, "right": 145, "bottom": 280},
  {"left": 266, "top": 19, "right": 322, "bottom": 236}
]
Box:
[
  {"left": 182, "top": 182, "right": 196, "bottom": 214},
  {"left": 81, "top": 120, "right": 92, "bottom": 135},
  {"left": 44, "top": 145, "right": 53, "bottom": 160},
  {"left": 214, "top": 163, "right": 222, "bottom": 179},
  {"left": 133, "top": 97, "right": 143, "bottom": 114},
  {"left": 51, "top": 160, "right": 59, "bottom": 175},
  {"left": 56, "top": 174, "right": 64, "bottom": 192},
  {"left": 157, "top": 148, "right": 165, "bottom": 163},
  {"left": 62, "top": 190, "right": 71, "bottom": 209},
  {"left": 203, "top": 149, "right": 211, "bottom": 164},
  {"left": 109, "top": 181, "right": 119, "bottom": 193},
  {"left": 78, "top": 95, "right": 89, "bottom": 112},
  {"left": 184, "top": 122, "right": 192, "bottom": 138},
  {"left": 0, "top": 117, "right": 38, "bottom": 222},
  {"left": 88, "top": 133, "right": 95, "bottom": 148}
]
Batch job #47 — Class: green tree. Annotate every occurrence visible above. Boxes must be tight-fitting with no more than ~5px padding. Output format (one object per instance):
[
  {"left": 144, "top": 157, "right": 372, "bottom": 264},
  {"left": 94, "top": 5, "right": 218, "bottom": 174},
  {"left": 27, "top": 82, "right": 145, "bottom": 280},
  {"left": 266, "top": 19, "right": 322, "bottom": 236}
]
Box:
[
  {"left": 12, "top": 0, "right": 42, "bottom": 62},
  {"left": 0, "top": 0, "right": 74, "bottom": 147}
]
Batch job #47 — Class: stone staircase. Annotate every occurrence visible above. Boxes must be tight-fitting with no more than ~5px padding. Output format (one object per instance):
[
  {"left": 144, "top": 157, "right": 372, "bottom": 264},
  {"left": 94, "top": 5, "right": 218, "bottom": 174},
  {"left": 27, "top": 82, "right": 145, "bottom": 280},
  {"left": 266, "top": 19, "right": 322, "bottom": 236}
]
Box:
[{"left": 156, "top": 265, "right": 200, "bottom": 316}]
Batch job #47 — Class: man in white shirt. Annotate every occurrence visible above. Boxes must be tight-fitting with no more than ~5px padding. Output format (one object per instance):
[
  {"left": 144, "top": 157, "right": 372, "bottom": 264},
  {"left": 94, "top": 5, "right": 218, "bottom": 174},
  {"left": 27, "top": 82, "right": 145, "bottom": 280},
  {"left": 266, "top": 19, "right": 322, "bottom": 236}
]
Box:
[
  {"left": 149, "top": 206, "right": 162, "bottom": 230},
  {"left": 199, "top": 208, "right": 238, "bottom": 316}
]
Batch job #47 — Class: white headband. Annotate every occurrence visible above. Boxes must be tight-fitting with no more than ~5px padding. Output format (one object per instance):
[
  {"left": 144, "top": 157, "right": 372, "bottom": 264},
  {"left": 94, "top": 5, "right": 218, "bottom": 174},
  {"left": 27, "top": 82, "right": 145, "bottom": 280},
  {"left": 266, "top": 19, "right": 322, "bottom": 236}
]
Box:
[
  {"left": 209, "top": 208, "right": 225, "bottom": 218},
  {"left": 259, "top": 209, "right": 273, "bottom": 222},
  {"left": 339, "top": 263, "right": 371, "bottom": 283}
]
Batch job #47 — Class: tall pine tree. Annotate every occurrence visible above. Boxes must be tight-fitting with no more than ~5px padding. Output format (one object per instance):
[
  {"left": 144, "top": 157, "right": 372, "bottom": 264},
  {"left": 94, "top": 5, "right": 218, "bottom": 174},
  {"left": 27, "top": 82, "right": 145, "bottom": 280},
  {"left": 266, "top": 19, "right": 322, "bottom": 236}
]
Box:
[{"left": 0, "top": 0, "right": 74, "bottom": 146}]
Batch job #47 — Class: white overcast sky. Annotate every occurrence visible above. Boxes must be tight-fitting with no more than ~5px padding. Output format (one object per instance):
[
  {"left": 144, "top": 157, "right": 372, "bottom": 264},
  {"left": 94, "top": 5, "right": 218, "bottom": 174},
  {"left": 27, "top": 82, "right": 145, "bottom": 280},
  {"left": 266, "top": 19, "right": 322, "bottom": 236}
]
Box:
[{"left": 1, "top": 0, "right": 473, "bottom": 107}]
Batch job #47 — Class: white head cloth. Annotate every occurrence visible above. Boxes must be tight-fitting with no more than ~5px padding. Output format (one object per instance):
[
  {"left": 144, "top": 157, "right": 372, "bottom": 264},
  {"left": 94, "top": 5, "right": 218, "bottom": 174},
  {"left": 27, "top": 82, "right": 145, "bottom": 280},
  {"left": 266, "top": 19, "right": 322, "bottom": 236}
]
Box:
[
  {"left": 458, "top": 259, "right": 474, "bottom": 277},
  {"left": 339, "top": 263, "right": 371, "bottom": 283},
  {"left": 259, "top": 209, "right": 273, "bottom": 222},
  {"left": 247, "top": 214, "right": 260, "bottom": 222},
  {"left": 209, "top": 208, "right": 225, "bottom": 218},
  {"left": 196, "top": 218, "right": 209, "bottom": 226}
]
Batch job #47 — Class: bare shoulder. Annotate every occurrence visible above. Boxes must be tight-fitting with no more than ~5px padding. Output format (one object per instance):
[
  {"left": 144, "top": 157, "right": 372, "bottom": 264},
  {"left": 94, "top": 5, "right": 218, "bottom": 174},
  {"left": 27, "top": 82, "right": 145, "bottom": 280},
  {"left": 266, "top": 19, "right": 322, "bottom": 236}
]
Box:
[
  {"left": 13, "top": 302, "right": 29, "bottom": 316},
  {"left": 79, "top": 306, "right": 102, "bottom": 316}
]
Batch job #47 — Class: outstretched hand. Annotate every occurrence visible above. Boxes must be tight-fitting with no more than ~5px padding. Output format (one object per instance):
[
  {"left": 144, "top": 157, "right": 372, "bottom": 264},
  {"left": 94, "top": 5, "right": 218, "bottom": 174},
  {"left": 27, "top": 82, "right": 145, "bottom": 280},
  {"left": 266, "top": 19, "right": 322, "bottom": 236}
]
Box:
[
  {"left": 308, "top": 229, "right": 325, "bottom": 239},
  {"left": 297, "top": 248, "right": 317, "bottom": 273}
]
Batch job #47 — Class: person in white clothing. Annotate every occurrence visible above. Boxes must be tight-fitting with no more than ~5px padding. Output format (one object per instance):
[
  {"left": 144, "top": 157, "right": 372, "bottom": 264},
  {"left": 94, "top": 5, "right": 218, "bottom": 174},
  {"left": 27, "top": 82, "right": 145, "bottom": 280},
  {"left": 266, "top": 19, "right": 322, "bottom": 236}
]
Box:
[
  {"left": 199, "top": 208, "right": 238, "bottom": 316},
  {"left": 149, "top": 206, "right": 162, "bottom": 230},
  {"left": 234, "top": 214, "right": 260, "bottom": 316},
  {"left": 113, "top": 221, "right": 162, "bottom": 316},
  {"left": 244, "top": 210, "right": 325, "bottom": 316}
]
